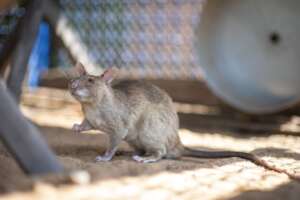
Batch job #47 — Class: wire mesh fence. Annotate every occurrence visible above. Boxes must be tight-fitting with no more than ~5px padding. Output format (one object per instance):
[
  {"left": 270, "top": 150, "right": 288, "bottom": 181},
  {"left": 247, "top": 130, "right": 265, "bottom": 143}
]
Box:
[
  {"left": 0, "top": 0, "right": 205, "bottom": 80},
  {"left": 56, "top": 0, "right": 204, "bottom": 80}
]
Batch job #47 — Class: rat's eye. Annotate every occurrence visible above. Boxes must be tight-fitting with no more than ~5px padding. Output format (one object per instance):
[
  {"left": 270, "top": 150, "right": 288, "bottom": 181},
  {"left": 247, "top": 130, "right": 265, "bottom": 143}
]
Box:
[{"left": 87, "top": 77, "right": 94, "bottom": 83}]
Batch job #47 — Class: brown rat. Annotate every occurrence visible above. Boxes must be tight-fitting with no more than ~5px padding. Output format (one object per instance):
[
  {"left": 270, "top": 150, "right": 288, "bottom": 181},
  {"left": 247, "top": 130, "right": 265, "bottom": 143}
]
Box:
[{"left": 68, "top": 62, "right": 299, "bottom": 180}]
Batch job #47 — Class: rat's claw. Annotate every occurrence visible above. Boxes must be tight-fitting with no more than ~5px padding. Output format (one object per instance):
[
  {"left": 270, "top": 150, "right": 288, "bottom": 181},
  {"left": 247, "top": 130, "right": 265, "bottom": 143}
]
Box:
[
  {"left": 95, "top": 155, "right": 112, "bottom": 162},
  {"left": 132, "top": 155, "right": 157, "bottom": 163},
  {"left": 72, "top": 124, "right": 81, "bottom": 133},
  {"left": 132, "top": 155, "right": 144, "bottom": 162}
]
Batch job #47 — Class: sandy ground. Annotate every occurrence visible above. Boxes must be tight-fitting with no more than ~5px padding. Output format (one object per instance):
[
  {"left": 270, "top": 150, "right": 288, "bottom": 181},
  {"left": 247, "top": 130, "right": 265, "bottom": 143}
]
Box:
[{"left": 0, "top": 97, "right": 300, "bottom": 199}]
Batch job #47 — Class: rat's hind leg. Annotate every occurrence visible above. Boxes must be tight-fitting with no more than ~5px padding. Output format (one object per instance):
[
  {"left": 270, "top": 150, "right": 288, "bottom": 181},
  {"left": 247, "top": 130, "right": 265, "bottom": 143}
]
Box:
[
  {"left": 95, "top": 133, "right": 122, "bottom": 162},
  {"left": 132, "top": 150, "right": 164, "bottom": 163}
]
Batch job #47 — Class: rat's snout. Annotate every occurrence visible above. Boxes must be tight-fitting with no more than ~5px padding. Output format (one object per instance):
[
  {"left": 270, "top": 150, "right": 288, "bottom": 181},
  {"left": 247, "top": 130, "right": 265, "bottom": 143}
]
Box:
[{"left": 70, "top": 79, "right": 79, "bottom": 89}]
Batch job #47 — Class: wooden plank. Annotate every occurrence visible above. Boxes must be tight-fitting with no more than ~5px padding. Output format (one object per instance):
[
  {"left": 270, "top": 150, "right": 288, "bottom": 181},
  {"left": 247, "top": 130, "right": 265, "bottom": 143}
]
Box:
[
  {"left": 146, "top": 79, "right": 222, "bottom": 105},
  {"left": 40, "top": 68, "right": 300, "bottom": 116},
  {"left": 0, "top": 81, "right": 63, "bottom": 175},
  {"left": 179, "top": 113, "right": 300, "bottom": 135},
  {"left": 39, "top": 68, "right": 223, "bottom": 105},
  {"left": 20, "top": 86, "right": 300, "bottom": 135}
]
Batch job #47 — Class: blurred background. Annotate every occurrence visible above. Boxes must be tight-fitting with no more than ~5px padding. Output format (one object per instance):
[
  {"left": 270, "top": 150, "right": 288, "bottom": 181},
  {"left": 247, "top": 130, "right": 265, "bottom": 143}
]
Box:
[
  {"left": 1, "top": 0, "right": 300, "bottom": 199},
  {"left": 1, "top": 0, "right": 299, "bottom": 131},
  {"left": 1, "top": 0, "right": 204, "bottom": 80}
]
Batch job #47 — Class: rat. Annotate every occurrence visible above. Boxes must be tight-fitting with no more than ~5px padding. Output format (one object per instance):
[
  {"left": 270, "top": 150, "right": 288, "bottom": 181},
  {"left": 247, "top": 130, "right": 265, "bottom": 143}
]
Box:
[{"left": 68, "top": 62, "right": 299, "bottom": 180}]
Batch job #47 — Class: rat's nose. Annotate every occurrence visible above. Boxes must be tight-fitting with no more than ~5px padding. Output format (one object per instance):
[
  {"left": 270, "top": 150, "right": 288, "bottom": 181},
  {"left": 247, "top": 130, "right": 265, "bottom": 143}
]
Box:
[{"left": 70, "top": 79, "right": 79, "bottom": 89}]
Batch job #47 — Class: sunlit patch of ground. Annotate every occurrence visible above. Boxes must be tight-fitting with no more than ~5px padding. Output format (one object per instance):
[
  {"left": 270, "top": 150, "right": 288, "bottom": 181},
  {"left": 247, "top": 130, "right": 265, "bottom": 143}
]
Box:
[{"left": 0, "top": 91, "right": 299, "bottom": 200}]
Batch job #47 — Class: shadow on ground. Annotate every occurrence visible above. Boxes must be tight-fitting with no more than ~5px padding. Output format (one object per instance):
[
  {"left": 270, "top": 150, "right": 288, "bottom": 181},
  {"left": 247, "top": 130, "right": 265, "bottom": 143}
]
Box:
[
  {"left": 227, "top": 181, "right": 300, "bottom": 200},
  {"left": 0, "top": 125, "right": 300, "bottom": 197}
]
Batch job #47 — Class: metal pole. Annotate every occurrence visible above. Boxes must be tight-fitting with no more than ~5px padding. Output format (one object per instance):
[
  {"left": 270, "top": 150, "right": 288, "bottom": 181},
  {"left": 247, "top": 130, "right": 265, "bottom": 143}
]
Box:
[
  {"left": 0, "top": 81, "right": 63, "bottom": 174},
  {"left": 7, "top": 0, "right": 43, "bottom": 101}
]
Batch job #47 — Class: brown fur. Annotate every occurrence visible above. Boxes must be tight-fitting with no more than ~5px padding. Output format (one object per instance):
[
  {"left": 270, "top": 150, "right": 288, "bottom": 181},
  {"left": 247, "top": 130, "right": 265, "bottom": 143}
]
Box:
[{"left": 68, "top": 63, "right": 300, "bottom": 180}]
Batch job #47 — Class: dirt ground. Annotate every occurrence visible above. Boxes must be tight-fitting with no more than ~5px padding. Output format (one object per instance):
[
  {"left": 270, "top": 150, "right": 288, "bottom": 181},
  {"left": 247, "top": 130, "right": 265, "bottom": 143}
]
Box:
[{"left": 0, "top": 92, "right": 300, "bottom": 200}]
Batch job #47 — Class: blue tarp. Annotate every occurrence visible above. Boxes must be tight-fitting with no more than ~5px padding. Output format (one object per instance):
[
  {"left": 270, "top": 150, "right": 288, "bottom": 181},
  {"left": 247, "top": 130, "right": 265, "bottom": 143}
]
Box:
[{"left": 28, "top": 22, "right": 50, "bottom": 88}]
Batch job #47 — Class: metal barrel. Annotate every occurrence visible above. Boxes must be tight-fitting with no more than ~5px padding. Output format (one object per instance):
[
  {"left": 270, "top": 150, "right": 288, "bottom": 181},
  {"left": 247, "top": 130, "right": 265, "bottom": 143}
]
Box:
[{"left": 195, "top": 0, "right": 300, "bottom": 114}]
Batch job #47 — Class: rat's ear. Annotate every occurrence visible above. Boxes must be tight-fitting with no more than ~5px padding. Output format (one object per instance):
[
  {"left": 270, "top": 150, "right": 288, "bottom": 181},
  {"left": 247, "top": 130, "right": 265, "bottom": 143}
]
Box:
[
  {"left": 100, "top": 67, "right": 118, "bottom": 84},
  {"left": 74, "top": 62, "right": 86, "bottom": 76}
]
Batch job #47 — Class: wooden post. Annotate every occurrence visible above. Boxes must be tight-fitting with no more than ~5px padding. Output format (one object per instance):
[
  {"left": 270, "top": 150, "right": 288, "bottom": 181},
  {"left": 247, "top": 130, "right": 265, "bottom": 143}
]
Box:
[{"left": 0, "top": 81, "right": 63, "bottom": 174}]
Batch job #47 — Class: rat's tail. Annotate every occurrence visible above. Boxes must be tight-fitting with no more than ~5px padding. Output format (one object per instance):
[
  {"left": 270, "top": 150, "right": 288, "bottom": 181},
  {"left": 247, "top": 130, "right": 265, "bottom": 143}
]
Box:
[{"left": 183, "top": 147, "right": 300, "bottom": 181}]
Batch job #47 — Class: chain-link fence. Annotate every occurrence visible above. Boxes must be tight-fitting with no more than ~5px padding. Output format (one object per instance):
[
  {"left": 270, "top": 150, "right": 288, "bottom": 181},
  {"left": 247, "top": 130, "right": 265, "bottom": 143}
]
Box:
[{"left": 0, "top": 0, "right": 205, "bottom": 80}]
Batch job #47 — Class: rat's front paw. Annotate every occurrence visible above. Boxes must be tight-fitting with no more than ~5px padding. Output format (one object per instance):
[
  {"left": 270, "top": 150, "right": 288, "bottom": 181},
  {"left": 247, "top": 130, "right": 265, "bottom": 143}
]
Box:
[
  {"left": 72, "top": 124, "right": 82, "bottom": 133},
  {"left": 95, "top": 155, "right": 112, "bottom": 162}
]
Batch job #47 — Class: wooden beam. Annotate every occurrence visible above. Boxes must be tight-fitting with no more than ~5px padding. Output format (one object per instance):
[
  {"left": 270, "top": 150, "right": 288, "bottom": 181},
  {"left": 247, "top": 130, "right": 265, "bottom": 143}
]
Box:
[
  {"left": 39, "top": 68, "right": 224, "bottom": 105},
  {"left": 19, "top": 86, "right": 300, "bottom": 135}
]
